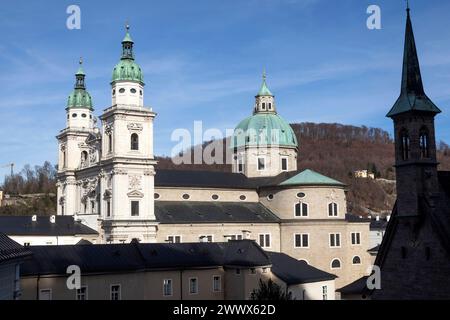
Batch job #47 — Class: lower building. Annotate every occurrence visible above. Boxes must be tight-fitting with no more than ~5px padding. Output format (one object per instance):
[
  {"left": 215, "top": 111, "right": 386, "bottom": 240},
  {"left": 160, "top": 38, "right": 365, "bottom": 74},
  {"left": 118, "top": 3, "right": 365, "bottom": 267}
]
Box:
[
  {"left": 0, "top": 215, "right": 98, "bottom": 246},
  {"left": 20, "top": 240, "right": 336, "bottom": 300},
  {"left": 0, "top": 233, "right": 32, "bottom": 300}
]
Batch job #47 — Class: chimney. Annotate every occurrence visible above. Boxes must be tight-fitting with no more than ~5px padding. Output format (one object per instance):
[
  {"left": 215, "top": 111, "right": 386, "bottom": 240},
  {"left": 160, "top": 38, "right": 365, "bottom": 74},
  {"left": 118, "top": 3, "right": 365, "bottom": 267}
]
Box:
[
  {"left": 32, "top": 215, "right": 37, "bottom": 222},
  {"left": 50, "top": 215, "right": 56, "bottom": 224}
]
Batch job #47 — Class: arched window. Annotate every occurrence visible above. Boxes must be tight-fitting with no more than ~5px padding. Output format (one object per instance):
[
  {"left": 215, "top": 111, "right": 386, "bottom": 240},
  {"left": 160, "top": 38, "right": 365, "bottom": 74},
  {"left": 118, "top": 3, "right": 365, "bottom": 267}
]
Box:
[
  {"left": 352, "top": 256, "right": 361, "bottom": 265},
  {"left": 131, "top": 133, "right": 139, "bottom": 150},
  {"left": 331, "top": 259, "right": 341, "bottom": 269},
  {"left": 399, "top": 129, "right": 410, "bottom": 160},
  {"left": 419, "top": 127, "right": 430, "bottom": 158},
  {"left": 328, "top": 203, "right": 338, "bottom": 217},
  {"left": 262, "top": 103, "right": 266, "bottom": 110},
  {"left": 295, "top": 202, "right": 308, "bottom": 217}
]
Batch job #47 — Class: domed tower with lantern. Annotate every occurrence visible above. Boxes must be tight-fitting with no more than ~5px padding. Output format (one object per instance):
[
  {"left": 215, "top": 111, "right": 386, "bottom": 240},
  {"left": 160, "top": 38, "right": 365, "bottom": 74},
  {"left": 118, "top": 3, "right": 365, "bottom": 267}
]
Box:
[
  {"left": 231, "top": 72, "right": 298, "bottom": 177},
  {"left": 99, "top": 24, "right": 158, "bottom": 243}
]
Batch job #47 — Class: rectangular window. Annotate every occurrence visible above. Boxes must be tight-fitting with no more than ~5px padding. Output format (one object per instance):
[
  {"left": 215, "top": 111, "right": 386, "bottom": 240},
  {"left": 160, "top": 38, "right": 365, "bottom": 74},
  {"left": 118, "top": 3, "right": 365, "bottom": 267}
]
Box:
[
  {"left": 39, "top": 289, "right": 52, "bottom": 300},
  {"left": 259, "top": 234, "right": 271, "bottom": 248},
  {"left": 329, "top": 233, "right": 341, "bottom": 248},
  {"left": 167, "top": 235, "right": 182, "bottom": 243},
  {"left": 237, "top": 159, "right": 244, "bottom": 173},
  {"left": 322, "top": 286, "right": 328, "bottom": 300},
  {"left": 108, "top": 135, "right": 113, "bottom": 153},
  {"left": 294, "top": 234, "right": 309, "bottom": 248},
  {"left": 163, "top": 279, "right": 173, "bottom": 296},
  {"left": 91, "top": 200, "right": 95, "bottom": 213},
  {"left": 199, "top": 235, "right": 213, "bottom": 242},
  {"left": 131, "top": 201, "right": 139, "bottom": 216},
  {"left": 189, "top": 278, "right": 198, "bottom": 294},
  {"left": 110, "top": 285, "right": 121, "bottom": 300},
  {"left": 281, "top": 157, "right": 288, "bottom": 171},
  {"left": 257, "top": 157, "right": 266, "bottom": 171},
  {"left": 213, "top": 276, "right": 221, "bottom": 292},
  {"left": 228, "top": 234, "right": 243, "bottom": 241},
  {"left": 76, "top": 286, "right": 88, "bottom": 300},
  {"left": 106, "top": 200, "right": 111, "bottom": 217},
  {"left": 351, "top": 232, "right": 361, "bottom": 245}
]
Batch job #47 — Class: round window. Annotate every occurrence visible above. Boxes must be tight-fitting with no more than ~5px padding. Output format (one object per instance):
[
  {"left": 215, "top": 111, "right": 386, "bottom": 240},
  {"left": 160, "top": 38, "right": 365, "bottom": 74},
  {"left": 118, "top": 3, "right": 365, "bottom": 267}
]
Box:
[
  {"left": 297, "top": 192, "right": 306, "bottom": 198},
  {"left": 212, "top": 194, "right": 219, "bottom": 200},
  {"left": 239, "top": 195, "right": 246, "bottom": 201},
  {"left": 72, "top": 113, "right": 77, "bottom": 118},
  {"left": 154, "top": 193, "right": 160, "bottom": 200},
  {"left": 267, "top": 194, "right": 274, "bottom": 201},
  {"left": 112, "top": 89, "right": 116, "bottom": 96},
  {"left": 182, "top": 194, "right": 190, "bottom": 200},
  {"left": 130, "top": 88, "right": 137, "bottom": 94},
  {"left": 81, "top": 114, "right": 87, "bottom": 118},
  {"left": 119, "top": 88, "right": 125, "bottom": 93},
  {"left": 67, "top": 114, "right": 69, "bottom": 119},
  {"left": 140, "top": 90, "right": 143, "bottom": 96}
]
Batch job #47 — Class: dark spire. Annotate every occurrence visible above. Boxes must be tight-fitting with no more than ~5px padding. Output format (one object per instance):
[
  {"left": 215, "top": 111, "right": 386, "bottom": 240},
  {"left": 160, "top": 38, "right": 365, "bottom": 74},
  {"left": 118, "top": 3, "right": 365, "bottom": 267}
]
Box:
[
  {"left": 401, "top": 6, "right": 424, "bottom": 96},
  {"left": 387, "top": 6, "right": 441, "bottom": 117}
]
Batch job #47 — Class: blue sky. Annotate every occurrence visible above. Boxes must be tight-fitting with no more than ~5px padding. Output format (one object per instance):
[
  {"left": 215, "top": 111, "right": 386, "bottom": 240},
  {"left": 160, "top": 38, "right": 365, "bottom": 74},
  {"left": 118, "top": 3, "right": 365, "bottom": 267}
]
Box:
[{"left": 1, "top": 0, "right": 450, "bottom": 179}]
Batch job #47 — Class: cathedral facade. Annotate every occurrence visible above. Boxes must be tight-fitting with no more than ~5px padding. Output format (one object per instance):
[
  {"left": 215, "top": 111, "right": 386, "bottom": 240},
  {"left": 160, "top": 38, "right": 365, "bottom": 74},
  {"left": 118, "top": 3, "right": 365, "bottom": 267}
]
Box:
[{"left": 56, "top": 26, "right": 371, "bottom": 288}]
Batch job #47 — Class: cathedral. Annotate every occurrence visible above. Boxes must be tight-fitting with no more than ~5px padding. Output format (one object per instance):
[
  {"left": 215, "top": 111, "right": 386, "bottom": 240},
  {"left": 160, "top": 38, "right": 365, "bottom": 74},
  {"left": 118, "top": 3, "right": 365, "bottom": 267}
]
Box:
[{"left": 56, "top": 25, "right": 371, "bottom": 288}]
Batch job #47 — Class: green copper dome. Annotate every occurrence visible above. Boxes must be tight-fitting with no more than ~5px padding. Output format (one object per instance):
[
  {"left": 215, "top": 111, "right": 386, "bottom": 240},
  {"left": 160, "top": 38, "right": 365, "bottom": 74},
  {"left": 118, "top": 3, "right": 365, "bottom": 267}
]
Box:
[
  {"left": 67, "top": 89, "right": 93, "bottom": 110},
  {"left": 111, "top": 25, "right": 144, "bottom": 84},
  {"left": 112, "top": 59, "right": 144, "bottom": 83},
  {"left": 67, "top": 59, "right": 93, "bottom": 110},
  {"left": 231, "top": 113, "right": 298, "bottom": 149}
]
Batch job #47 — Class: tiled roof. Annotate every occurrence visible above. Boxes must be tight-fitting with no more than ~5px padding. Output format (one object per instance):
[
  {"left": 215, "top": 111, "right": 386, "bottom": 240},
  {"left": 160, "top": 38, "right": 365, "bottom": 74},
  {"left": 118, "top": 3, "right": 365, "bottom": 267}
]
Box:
[
  {"left": 155, "top": 169, "right": 344, "bottom": 189},
  {"left": 21, "top": 240, "right": 271, "bottom": 276},
  {"left": 280, "top": 169, "right": 344, "bottom": 187},
  {"left": 0, "top": 215, "right": 98, "bottom": 236},
  {"left": 267, "top": 251, "right": 336, "bottom": 285},
  {"left": 337, "top": 276, "right": 369, "bottom": 295},
  {"left": 0, "top": 233, "right": 32, "bottom": 264},
  {"left": 155, "top": 201, "right": 280, "bottom": 224}
]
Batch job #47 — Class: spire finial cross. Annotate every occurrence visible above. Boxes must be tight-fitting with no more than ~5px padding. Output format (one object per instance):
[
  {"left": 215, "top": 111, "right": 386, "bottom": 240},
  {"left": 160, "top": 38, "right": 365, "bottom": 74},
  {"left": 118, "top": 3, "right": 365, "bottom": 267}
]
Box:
[
  {"left": 406, "top": 0, "right": 410, "bottom": 12},
  {"left": 79, "top": 56, "right": 83, "bottom": 65},
  {"left": 262, "top": 67, "right": 267, "bottom": 81},
  {"left": 125, "top": 20, "right": 130, "bottom": 31}
]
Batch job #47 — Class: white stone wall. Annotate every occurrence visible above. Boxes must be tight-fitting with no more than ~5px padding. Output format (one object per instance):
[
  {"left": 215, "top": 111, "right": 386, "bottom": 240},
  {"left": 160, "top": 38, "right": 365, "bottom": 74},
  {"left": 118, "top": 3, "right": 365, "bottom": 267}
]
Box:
[
  {"left": 259, "top": 186, "right": 347, "bottom": 220},
  {"left": 112, "top": 81, "right": 144, "bottom": 107},
  {"left": 233, "top": 146, "right": 297, "bottom": 178},
  {"left": 154, "top": 187, "right": 259, "bottom": 202}
]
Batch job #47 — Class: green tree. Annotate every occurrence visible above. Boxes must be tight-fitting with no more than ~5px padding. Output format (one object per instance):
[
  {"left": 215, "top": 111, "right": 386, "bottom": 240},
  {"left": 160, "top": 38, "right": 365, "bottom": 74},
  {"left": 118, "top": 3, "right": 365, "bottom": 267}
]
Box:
[{"left": 250, "top": 279, "right": 293, "bottom": 301}]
